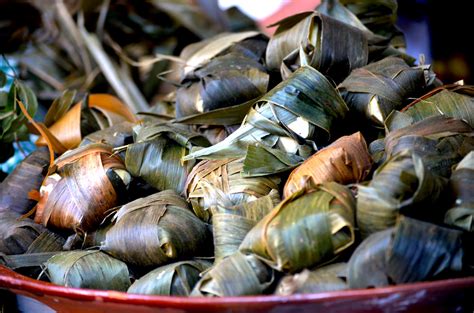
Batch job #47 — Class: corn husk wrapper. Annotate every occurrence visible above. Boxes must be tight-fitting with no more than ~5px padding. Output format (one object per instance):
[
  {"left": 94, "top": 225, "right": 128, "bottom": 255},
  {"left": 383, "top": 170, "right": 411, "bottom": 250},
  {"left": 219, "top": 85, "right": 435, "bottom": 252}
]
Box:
[
  {"left": 191, "top": 252, "right": 274, "bottom": 297},
  {"left": 348, "top": 217, "right": 463, "bottom": 288},
  {"left": 34, "top": 143, "right": 127, "bottom": 233},
  {"left": 125, "top": 124, "right": 210, "bottom": 194},
  {"left": 45, "top": 250, "right": 130, "bottom": 291},
  {"left": 176, "top": 34, "right": 269, "bottom": 118},
  {"left": 36, "top": 93, "right": 138, "bottom": 153},
  {"left": 266, "top": 11, "right": 368, "bottom": 82},
  {"left": 338, "top": 57, "right": 426, "bottom": 125},
  {"left": 357, "top": 151, "right": 446, "bottom": 238},
  {"left": 128, "top": 260, "right": 212, "bottom": 296},
  {"left": 284, "top": 132, "right": 372, "bottom": 198},
  {"left": 0, "top": 147, "right": 49, "bottom": 214},
  {"left": 401, "top": 85, "right": 474, "bottom": 128},
  {"left": 275, "top": 263, "right": 348, "bottom": 295},
  {"left": 0, "top": 211, "right": 62, "bottom": 256},
  {"left": 445, "top": 152, "right": 474, "bottom": 231},
  {"left": 184, "top": 66, "right": 349, "bottom": 161},
  {"left": 101, "top": 190, "right": 212, "bottom": 267},
  {"left": 240, "top": 182, "right": 356, "bottom": 273},
  {"left": 212, "top": 191, "right": 280, "bottom": 261},
  {"left": 185, "top": 158, "right": 280, "bottom": 222}
]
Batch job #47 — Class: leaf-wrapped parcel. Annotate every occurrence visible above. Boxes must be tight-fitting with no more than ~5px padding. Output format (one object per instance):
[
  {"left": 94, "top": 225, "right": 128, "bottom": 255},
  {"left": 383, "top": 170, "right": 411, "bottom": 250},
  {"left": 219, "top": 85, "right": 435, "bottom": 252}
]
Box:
[
  {"left": 266, "top": 11, "right": 368, "bottom": 82},
  {"left": 240, "top": 182, "right": 356, "bottom": 272},
  {"left": 128, "top": 260, "right": 212, "bottom": 296},
  {"left": 101, "top": 190, "right": 212, "bottom": 267},
  {"left": 185, "top": 157, "right": 280, "bottom": 222},
  {"left": 275, "top": 263, "right": 348, "bottom": 295},
  {"left": 445, "top": 152, "right": 474, "bottom": 231},
  {"left": 191, "top": 252, "right": 274, "bottom": 297},
  {"left": 184, "top": 66, "right": 349, "bottom": 161},
  {"left": 34, "top": 143, "right": 128, "bottom": 233},
  {"left": 176, "top": 33, "right": 269, "bottom": 118},
  {"left": 284, "top": 132, "right": 372, "bottom": 198},
  {"left": 45, "top": 250, "right": 130, "bottom": 291},
  {"left": 347, "top": 217, "right": 464, "bottom": 288},
  {"left": 338, "top": 56, "right": 426, "bottom": 125},
  {"left": 357, "top": 151, "right": 446, "bottom": 238},
  {"left": 125, "top": 123, "right": 210, "bottom": 194}
]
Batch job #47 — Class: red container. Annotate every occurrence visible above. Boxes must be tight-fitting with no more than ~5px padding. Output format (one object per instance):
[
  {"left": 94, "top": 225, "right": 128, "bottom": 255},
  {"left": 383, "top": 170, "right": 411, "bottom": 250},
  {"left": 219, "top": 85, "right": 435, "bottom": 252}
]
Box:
[{"left": 1, "top": 265, "right": 473, "bottom": 313}]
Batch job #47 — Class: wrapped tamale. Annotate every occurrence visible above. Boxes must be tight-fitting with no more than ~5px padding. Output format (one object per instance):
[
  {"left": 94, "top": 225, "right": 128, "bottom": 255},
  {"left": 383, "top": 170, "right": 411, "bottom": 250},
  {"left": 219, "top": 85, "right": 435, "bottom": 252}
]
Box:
[
  {"left": 184, "top": 66, "right": 349, "bottom": 161},
  {"left": 284, "top": 132, "right": 372, "bottom": 198},
  {"left": 36, "top": 93, "right": 138, "bottom": 153},
  {"left": 445, "top": 152, "right": 474, "bottom": 231},
  {"left": 45, "top": 250, "right": 130, "bottom": 291},
  {"left": 0, "top": 147, "right": 49, "bottom": 214},
  {"left": 128, "top": 260, "right": 212, "bottom": 296},
  {"left": 338, "top": 57, "right": 427, "bottom": 125},
  {"left": 266, "top": 11, "right": 368, "bottom": 82},
  {"left": 185, "top": 157, "right": 280, "bottom": 222},
  {"left": 34, "top": 143, "right": 129, "bottom": 233},
  {"left": 212, "top": 191, "right": 279, "bottom": 261},
  {"left": 357, "top": 151, "right": 446, "bottom": 238},
  {"left": 191, "top": 252, "right": 274, "bottom": 297},
  {"left": 176, "top": 33, "right": 269, "bottom": 118},
  {"left": 0, "top": 211, "right": 63, "bottom": 255},
  {"left": 125, "top": 123, "right": 210, "bottom": 194},
  {"left": 275, "top": 263, "right": 348, "bottom": 295},
  {"left": 240, "top": 182, "right": 356, "bottom": 272},
  {"left": 101, "top": 190, "right": 212, "bottom": 267},
  {"left": 348, "top": 217, "right": 464, "bottom": 288}
]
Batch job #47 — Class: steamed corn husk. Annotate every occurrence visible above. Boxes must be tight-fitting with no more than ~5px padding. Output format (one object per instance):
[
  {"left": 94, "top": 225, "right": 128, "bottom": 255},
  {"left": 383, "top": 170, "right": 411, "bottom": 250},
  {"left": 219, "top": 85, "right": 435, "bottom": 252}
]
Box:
[
  {"left": 191, "top": 252, "right": 274, "bottom": 297},
  {"left": 275, "top": 263, "right": 348, "bottom": 295},
  {"left": 45, "top": 250, "right": 130, "bottom": 291},
  {"left": 128, "top": 260, "right": 212, "bottom": 296},
  {"left": 34, "top": 143, "right": 127, "bottom": 233},
  {"left": 101, "top": 190, "right": 212, "bottom": 267},
  {"left": 185, "top": 157, "right": 280, "bottom": 222},
  {"left": 356, "top": 151, "right": 446, "bottom": 238},
  {"left": 284, "top": 132, "right": 372, "bottom": 198},
  {"left": 266, "top": 11, "right": 368, "bottom": 82},
  {"left": 338, "top": 57, "right": 426, "bottom": 125},
  {"left": 184, "top": 66, "right": 349, "bottom": 161},
  {"left": 445, "top": 152, "right": 474, "bottom": 231},
  {"left": 240, "top": 182, "right": 356, "bottom": 273}
]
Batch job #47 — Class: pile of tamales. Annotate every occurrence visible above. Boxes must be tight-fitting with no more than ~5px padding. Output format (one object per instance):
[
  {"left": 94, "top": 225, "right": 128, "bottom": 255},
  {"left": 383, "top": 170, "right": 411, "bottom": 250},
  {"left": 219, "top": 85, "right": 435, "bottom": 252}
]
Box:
[{"left": 1, "top": 0, "right": 473, "bottom": 298}]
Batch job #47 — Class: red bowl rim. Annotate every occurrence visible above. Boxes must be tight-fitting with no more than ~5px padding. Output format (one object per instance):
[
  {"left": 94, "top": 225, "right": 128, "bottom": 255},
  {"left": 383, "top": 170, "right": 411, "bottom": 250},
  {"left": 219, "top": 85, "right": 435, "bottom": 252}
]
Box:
[{"left": 1, "top": 264, "right": 474, "bottom": 308}]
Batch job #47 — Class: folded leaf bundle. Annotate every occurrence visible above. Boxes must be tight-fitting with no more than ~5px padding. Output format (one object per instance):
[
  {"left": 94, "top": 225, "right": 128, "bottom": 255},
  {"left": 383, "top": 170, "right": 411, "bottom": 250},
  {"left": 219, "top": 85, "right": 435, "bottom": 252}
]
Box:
[
  {"left": 240, "top": 182, "right": 356, "bottom": 272},
  {"left": 45, "top": 250, "right": 130, "bottom": 291},
  {"left": 191, "top": 252, "right": 274, "bottom": 297},
  {"left": 357, "top": 151, "right": 446, "bottom": 238},
  {"left": 284, "top": 132, "right": 372, "bottom": 198},
  {"left": 445, "top": 152, "right": 474, "bottom": 231},
  {"left": 185, "top": 158, "right": 280, "bottom": 222},
  {"left": 212, "top": 191, "right": 279, "bottom": 261},
  {"left": 101, "top": 190, "right": 212, "bottom": 267},
  {"left": 338, "top": 57, "right": 426, "bottom": 125},
  {"left": 380, "top": 115, "right": 474, "bottom": 177},
  {"left": 184, "top": 66, "right": 349, "bottom": 161},
  {"left": 176, "top": 33, "right": 269, "bottom": 118},
  {"left": 34, "top": 143, "right": 128, "bottom": 233},
  {"left": 275, "top": 263, "right": 348, "bottom": 295},
  {"left": 401, "top": 85, "right": 474, "bottom": 128},
  {"left": 36, "top": 93, "right": 138, "bottom": 153},
  {"left": 348, "top": 217, "right": 463, "bottom": 288},
  {"left": 266, "top": 11, "right": 368, "bottom": 82},
  {"left": 0, "top": 147, "right": 49, "bottom": 214},
  {"left": 80, "top": 121, "right": 134, "bottom": 148},
  {"left": 0, "top": 211, "right": 61, "bottom": 255},
  {"left": 125, "top": 123, "right": 210, "bottom": 194},
  {"left": 128, "top": 260, "right": 212, "bottom": 296}
]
